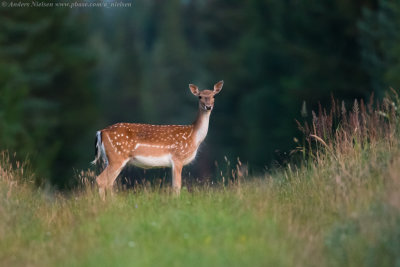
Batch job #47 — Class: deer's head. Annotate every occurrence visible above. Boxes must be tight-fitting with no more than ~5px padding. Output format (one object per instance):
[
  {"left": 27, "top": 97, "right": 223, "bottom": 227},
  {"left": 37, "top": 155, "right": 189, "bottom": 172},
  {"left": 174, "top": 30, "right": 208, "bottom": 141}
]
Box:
[{"left": 189, "top": 80, "right": 224, "bottom": 112}]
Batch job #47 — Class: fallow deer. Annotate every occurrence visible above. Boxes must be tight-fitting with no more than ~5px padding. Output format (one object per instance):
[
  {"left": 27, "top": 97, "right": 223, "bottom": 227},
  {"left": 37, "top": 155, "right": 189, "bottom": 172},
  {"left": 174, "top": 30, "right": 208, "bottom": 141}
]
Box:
[{"left": 92, "top": 81, "right": 224, "bottom": 198}]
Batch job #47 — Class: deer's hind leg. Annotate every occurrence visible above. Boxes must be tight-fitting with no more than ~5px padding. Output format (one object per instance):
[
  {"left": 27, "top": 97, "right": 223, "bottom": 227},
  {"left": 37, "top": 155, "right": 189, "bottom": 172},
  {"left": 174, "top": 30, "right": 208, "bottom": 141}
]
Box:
[{"left": 96, "top": 160, "right": 128, "bottom": 200}]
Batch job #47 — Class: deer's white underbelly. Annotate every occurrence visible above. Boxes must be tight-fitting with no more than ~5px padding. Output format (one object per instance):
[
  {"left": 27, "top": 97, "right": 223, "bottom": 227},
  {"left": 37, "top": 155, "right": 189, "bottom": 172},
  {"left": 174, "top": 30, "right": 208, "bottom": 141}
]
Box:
[{"left": 130, "top": 154, "right": 172, "bottom": 169}]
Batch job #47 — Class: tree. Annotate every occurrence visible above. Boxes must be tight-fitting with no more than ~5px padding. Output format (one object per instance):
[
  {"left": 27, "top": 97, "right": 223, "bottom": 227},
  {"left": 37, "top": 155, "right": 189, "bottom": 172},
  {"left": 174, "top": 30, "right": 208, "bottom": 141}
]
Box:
[
  {"left": 0, "top": 9, "right": 97, "bottom": 187},
  {"left": 359, "top": 0, "right": 400, "bottom": 93}
]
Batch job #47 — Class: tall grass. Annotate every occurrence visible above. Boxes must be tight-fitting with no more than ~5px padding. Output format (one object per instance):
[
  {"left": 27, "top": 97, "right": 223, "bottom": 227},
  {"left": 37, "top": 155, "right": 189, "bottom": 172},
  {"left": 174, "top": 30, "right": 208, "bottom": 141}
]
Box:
[{"left": 1, "top": 92, "right": 400, "bottom": 266}]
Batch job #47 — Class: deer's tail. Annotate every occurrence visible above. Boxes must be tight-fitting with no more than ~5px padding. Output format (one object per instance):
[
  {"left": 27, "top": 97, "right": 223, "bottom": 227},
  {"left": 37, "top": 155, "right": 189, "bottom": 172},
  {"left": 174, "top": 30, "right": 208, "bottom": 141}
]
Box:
[{"left": 91, "top": 131, "right": 109, "bottom": 167}]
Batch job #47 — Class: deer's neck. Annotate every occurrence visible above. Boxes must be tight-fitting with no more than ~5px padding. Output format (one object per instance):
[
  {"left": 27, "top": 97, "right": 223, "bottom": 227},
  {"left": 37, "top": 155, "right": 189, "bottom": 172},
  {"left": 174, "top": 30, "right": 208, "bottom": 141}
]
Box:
[{"left": 193, "top": 110, "right": 211, "bottom": 146}]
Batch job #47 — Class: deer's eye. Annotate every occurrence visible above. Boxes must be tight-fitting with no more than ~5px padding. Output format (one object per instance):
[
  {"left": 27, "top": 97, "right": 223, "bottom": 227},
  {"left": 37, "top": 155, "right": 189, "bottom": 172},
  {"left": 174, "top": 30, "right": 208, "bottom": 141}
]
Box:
[{"left": 198, "top": 96, "right": 202, "bottom": 99}]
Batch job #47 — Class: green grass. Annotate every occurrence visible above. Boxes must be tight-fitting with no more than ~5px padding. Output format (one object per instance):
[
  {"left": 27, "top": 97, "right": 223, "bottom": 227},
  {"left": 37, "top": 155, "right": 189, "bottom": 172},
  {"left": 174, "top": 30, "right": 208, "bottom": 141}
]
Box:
[
  {"left": 1, "top": 146, "right": 399, "bottom": 267},
  {"left": 1, "top": 95, "right": 400, "bottom": 266},
  {"left": 0, "top": 181, "right": 300, "bottom": 267}
]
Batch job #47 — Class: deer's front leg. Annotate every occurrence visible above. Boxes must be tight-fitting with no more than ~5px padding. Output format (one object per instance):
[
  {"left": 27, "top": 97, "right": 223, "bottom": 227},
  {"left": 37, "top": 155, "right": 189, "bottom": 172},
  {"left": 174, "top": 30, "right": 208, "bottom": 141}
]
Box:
[{"left": 172, "top": 160, "right": 183, "bottom": 195}]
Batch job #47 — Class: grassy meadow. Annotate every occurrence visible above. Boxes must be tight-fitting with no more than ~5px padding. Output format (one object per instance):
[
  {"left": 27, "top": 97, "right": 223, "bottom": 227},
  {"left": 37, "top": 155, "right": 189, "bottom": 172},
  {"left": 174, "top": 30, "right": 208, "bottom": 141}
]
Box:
[{"left": 1, "top": 94, "right": 400, "bottom": 267}]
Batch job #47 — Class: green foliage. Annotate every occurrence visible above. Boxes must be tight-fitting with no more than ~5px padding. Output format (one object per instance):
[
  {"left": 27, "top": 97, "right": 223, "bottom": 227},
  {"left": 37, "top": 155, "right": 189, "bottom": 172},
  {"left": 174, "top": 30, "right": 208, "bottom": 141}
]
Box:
[
  {"left": 0, "top": 9, "right": 97, "bottom": 186},
  {"left": 359, "top": 0, "right": 400, "bottom": 94},
  {"left": 325, "top": 203, "right": 400, "bottom": 267},
  {"left": 3, "top": 1, "right": 400, "bottom": 186}
]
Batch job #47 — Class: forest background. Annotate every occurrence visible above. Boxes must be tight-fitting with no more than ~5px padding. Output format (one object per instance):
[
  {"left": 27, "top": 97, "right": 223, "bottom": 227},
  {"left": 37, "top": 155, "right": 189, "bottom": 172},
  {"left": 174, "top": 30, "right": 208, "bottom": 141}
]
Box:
[{"left": 0, "top": 0, "right": 399, "bottom": 187}]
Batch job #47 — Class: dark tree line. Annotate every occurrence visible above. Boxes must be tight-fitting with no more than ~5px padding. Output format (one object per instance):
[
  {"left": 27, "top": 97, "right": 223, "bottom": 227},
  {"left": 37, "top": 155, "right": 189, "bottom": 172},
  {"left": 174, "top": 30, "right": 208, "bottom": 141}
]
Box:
[{"left": 1, "top": 0, "right": 399, "bottom": 187}]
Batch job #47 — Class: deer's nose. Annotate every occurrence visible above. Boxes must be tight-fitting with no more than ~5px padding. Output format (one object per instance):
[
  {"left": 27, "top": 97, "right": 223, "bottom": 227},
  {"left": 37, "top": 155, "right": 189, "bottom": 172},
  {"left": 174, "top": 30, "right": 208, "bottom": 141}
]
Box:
[{"left": 205, "top": 105, "right": 212, "bottom": 110}]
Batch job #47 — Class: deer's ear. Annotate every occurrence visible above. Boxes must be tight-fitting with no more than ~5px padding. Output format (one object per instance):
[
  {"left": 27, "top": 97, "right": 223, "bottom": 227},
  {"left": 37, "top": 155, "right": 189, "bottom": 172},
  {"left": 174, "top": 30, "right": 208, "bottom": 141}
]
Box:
[
  {"left": 189, "top": 84, "right": 200, "bottom": 96},
  {"left": 213, "top": 80, "right": 224, "bottom": 95}
]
